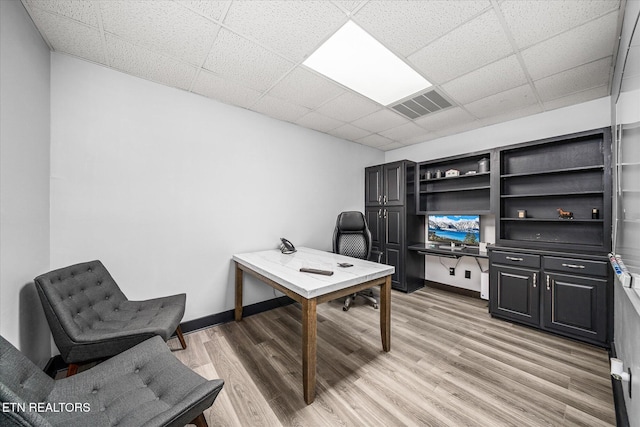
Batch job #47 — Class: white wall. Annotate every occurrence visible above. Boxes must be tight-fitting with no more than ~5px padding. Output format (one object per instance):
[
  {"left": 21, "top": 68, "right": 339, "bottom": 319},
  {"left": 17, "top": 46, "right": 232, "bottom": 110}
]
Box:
[
  {"left": 0, "top": 0, "right": 51, "bottom": 365},
  {"left": 50, "top": 53, "right": 384, "bottom": 324},
  {"left": 384, "top": 98, "right": 611, "bottom": 292}
]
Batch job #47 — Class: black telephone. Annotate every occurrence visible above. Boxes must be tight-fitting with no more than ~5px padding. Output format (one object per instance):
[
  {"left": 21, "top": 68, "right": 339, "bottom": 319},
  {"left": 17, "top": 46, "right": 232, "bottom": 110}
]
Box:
[{"left": 280, "top": 238, "right": 296, "bottom": 254}]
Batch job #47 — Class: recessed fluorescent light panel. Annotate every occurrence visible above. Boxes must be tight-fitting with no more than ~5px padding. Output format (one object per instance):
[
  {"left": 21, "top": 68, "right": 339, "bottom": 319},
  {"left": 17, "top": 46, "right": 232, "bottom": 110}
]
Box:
[{"left": 303, "top": 21, "right": 431, "bottom": 106}]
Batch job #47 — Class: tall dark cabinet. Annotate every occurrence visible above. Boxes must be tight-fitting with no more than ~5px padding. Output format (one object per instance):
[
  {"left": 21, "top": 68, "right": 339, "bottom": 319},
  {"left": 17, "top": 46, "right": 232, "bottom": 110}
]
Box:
[
  {"left": 489, "top": 128, "right": 613, "bottom": 347},
  {"left": 365, "top": 160, "right": 424, "bottom": 293}
]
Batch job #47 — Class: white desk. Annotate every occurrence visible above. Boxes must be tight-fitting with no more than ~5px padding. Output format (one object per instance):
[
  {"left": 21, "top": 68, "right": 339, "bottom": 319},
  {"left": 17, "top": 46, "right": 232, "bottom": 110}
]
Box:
[{"left": 232, "top": 247, "right": 394, "bottom": 404}]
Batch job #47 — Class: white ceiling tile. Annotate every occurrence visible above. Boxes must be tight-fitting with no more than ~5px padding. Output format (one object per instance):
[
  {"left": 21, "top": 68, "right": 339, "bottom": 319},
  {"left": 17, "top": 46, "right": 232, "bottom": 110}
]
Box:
[
  {"left": 28, "top": 7, "right": 104, "bottom": 64},
  {"left": 414, "top": 107, "right": 476, "bottom": 132},
  {"left": 351, "top": 109, "right": 408, "bottom": 133},
  {"left": 105, "top": 34, "right": 197, "bottom": 90},
  {"left": 222, "top": 1, "right": 347, "bottom": 61},
  {"left": 175, "top": 1, "right": 230, "bottom": 21},
  {"left": 329, "top": 124, "right": 371, "bottom": 141},
  {"left": 521, "top": 11, "right": 619, "bottom": 80},
  {"left": 356, "top": 133, "right": 394, "bottom": 148},
  {"left": 25, "top": 0, "right": 100, "bottom": 27},
  {"left": 377, "top": 142, "right": 406, "bottom": 151},
  {"left": 100, "top": 1, "right": 218, "bottom": 66},
  {"left": 480, "top": 104, "right": 543, "bottom": 126},
  {"left": 465, "top": 84, "right": 538, "bottom": 119},
  {"left": 534, "top": 58, "right": 612, "bottom": 101},
  {"left": 267, "top": 67, "right": 344, "bottom": 109},
  {"left": 295, "top": 112, "right": 344, "bottom": 133},
  {"left": 400, "top": 133, "right": 440, "bottom": 146},
  {"left": 354, "top": 1, "right": 491, "bottom": 56},
  {"left": 192, "top": 70, "right": 263, "bottom": 109},
  {"left": 380, "top": 122, "right": 428, "bottom": 141},
  {"left": 542, "top": 85, "right": 609, "bottom": 111},
  {"left": 442, "top": 55, "right": 528, "bottom": 105},
  {"left": 203, "top": 29, "right": 294, "bottom": 92},
  {"left": 500, "top": 0, "right": 620, "bottom": 49},
  {"left": 432, "top": 120, "right": 483, "bottom": 138},
  {"left": 315, "top": 92, "right": 381, "bottom": 122},
  {"left": 408, "top": 10, "right": 514, "bottom": 84},
  {"left": 250, "top": 95, "right": 311, "bottom": 123},
  {"left": 331, "top": 1, "right": 364, "bottom": 13}
]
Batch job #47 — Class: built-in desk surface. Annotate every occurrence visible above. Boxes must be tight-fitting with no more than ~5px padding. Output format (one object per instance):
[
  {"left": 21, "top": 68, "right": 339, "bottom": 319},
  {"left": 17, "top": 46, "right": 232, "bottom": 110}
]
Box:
[{"left": 408, "top": 243, "right": 489, "bottom": 259}]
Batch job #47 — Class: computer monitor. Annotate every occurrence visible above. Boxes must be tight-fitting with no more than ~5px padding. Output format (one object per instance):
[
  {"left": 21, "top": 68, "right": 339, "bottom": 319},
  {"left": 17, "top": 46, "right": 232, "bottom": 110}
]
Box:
[{"left": 428, "top": 214, "right": 480, "bottom": 245}]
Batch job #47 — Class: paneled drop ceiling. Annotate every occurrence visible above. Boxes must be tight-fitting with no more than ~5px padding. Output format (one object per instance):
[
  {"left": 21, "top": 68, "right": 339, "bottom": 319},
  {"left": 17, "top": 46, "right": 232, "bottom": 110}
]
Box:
[{"left": 21, "top": 0, "right": 622, "bottom": 151}]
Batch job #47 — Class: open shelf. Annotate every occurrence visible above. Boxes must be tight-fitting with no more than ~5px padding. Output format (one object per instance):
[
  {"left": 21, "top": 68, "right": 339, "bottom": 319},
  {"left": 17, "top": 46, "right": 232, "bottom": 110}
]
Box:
[
  {"left": 417, "top": 152, "right": 492, "bottom": 215},
  {"left": 496, "top": 128, "right": 611, "bottom": 252}
]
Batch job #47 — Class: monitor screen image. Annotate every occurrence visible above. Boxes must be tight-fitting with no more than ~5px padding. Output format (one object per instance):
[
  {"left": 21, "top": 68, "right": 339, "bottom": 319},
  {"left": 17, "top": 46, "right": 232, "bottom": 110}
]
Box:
[{"left": 428, "top": 215, "right": 480, "bottom": 245}]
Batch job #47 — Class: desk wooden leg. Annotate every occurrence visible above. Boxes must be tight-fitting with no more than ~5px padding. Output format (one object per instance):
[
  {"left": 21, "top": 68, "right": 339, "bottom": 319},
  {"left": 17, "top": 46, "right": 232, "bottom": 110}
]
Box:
[
  {"left": 380, "top": 275, "right": 391, "bottom": 352},
  {"left": 302, "top": 298, "right": 317, "bottom": 404},
  {"left": 235, "top": 263, "right": 243, "bottom": 322}
]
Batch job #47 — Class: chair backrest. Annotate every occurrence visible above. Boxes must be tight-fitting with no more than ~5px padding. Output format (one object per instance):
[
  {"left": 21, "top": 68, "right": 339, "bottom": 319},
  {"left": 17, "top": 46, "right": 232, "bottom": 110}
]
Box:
[
  {"left": 0, "top": 336, "right": 54, "bottom": 427},
  {"left": 33, "top": 260, "right": 128, "bottom": 360},
  {"left": 333, "top": 211, "right": 372, "bottom": 260}
]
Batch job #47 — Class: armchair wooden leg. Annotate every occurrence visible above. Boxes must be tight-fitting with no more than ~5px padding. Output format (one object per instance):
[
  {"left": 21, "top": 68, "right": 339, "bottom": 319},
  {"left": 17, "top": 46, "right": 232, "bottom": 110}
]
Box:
[
  {"left": 191, "top": 413, "right": 208, "bottom": 427},
  {"left": 176, "top": 325, "right": 187, "bottom": 349},
  {"left": 66, "top": 363, "right": 79, "bottom": 377}
]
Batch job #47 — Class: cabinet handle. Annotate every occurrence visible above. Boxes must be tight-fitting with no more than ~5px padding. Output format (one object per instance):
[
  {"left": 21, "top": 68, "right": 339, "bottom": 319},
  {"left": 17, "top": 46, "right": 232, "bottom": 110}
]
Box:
[
  {"left": 378, "top": 209, "right": 382, "bottom": 218},
  {"left": 561, "top": 263, "right": 585, "bottom": 269},
  {"left": 532, "top": 272, "right": 537, "bottom": 288},
  {"left": 383, "top": 195, "right": 387, "bottom": 204},
  {"left": 546, "top": 275, "right": 551, "bottom": 291},
  {"left": 383, "top": 209, "right": 388, "bottom": 219},
  {"left": 506, "top": 256, "right": 524, "bottom": 261},
  {"left": 377, "top": 195, "right": 382, "bottom": 205}
]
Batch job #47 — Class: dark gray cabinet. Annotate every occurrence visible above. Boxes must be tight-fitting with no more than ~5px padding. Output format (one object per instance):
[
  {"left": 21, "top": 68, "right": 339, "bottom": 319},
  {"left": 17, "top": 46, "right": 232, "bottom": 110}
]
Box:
[
  {"left": 490, "top": 254, "right": 540, "bottom": 327},
  {"left": 489, "top": 248, "right": 611, "bottom": 346},
  {"left": 489, "top": 128, "right": 613, "bottom": 347},
  {"left": 365, "top": 161, "right": 423, "bottom": 292}
]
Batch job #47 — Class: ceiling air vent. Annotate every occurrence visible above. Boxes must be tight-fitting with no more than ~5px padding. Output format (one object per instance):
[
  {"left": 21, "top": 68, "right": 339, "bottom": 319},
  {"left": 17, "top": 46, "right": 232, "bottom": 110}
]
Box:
[{"left": 390, "top": 89, "right": 452, "bottom": 120}]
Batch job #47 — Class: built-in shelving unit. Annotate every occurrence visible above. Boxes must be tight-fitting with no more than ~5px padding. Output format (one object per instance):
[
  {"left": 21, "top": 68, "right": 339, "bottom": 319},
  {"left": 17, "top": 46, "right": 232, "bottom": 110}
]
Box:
[
  {"left": 416, "top": 152, "right": 493, "bottom": 215},
  {"left": 496, "top": 128, "right": 612, "bottom": 253}
]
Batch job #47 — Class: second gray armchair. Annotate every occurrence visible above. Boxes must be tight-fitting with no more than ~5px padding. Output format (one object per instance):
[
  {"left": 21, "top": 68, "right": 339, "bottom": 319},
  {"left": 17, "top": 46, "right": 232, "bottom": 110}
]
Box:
[{"left": 35, "top": 260, "right": 187, "bottom": 375}]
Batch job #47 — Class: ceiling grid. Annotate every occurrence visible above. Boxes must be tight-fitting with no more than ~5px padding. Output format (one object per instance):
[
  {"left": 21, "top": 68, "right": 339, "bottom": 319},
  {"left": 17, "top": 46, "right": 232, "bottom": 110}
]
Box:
[{"left": 20, "top": 0, "right": 623, "bottom": 151}]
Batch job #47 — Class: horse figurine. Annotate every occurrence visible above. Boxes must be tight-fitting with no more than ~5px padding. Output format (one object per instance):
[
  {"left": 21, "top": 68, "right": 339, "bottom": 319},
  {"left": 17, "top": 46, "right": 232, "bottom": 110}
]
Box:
[{"left": 557, "top": 208, "right": 573, "bottom": 219}]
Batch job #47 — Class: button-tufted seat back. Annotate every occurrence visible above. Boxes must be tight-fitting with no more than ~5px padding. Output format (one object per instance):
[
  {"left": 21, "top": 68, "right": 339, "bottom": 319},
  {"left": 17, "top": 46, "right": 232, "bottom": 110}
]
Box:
[
  {"left": 0, "top": 335, "right": 224, "bottom": 427},
  {"left": 34, "top": 260, "right": 186, "bottom": 364}
]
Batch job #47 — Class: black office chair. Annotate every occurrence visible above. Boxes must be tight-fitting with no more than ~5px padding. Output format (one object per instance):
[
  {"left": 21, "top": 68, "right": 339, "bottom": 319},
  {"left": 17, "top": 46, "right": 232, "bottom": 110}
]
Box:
[{"left": 333, "top": 211, "right": 382, "bottom": 311}]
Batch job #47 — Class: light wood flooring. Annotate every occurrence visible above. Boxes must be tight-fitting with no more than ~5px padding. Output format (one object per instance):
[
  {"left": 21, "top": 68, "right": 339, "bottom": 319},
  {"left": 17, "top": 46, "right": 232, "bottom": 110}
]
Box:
[{"left": 170, "top": 286, "right": 616, "bottom": 427}]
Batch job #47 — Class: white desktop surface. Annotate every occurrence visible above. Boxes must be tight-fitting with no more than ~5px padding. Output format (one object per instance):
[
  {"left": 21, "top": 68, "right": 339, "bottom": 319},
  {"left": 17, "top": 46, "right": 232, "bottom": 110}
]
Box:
[{"left": 232, "top": 247, "right": 394, "bottom": 299}]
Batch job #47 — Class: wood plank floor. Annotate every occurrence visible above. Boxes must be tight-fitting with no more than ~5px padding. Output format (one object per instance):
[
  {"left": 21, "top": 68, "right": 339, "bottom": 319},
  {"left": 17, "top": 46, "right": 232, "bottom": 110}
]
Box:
[{"left": 171, "top": 286, "right": 615, "bottom": 427}]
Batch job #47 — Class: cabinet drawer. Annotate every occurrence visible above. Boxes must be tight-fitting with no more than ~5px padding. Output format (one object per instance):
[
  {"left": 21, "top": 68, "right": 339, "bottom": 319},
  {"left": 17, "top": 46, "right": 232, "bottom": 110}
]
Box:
[
  {"left": 543, "top": 256, "right": 608, "bottom": 277},
  {"left": 490, "top": 251, "right": 540, "bottom": 268}
]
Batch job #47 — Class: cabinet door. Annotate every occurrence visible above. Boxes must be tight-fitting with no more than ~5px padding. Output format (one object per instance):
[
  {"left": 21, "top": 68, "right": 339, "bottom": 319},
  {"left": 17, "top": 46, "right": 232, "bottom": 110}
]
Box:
[
  {"left": 543, "top": 272, "right": 607, "bottom": 343},
  {"left": 365, "top": 207, "right": 382, "bottom": 253},
  {"left": 384, "top": 207, "right": 405, "bottom": 290},
  {"left": 383, "top": 162, "right": 404, "bottom": 206},
  {"left": 365, "top": 166, "right": 384, "bottom": 206},
  {"left": 490, "top": 265, "right": 540, "bottom": 326}
]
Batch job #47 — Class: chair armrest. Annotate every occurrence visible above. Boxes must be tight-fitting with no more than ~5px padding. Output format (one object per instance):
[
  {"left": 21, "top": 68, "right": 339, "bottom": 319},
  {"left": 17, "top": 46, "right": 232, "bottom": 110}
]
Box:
[{"left": 369, "top": 250, "right": 383, "bottom": 264}]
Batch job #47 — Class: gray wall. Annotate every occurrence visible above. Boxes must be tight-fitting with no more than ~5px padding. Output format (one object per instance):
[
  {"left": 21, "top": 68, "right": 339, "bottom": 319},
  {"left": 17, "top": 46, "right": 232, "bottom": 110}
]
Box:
[
  {"left": 0, "top": 0, "right": 51, "bottom": 365},
  {"left": 611, "top": 0, "right": 640, "bottom": 424},
  {"left": 49, "top": 53, "right": 384, "bottom": 325}
]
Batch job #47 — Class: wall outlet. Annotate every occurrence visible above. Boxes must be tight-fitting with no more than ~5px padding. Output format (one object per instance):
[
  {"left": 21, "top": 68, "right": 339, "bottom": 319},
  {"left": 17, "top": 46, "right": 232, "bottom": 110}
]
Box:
[
  {"left": 465, "top": 270, "right": 471, "bottom": 279},
  {"left": 449, "top": 267, "right": 455, "bottom": 276}
]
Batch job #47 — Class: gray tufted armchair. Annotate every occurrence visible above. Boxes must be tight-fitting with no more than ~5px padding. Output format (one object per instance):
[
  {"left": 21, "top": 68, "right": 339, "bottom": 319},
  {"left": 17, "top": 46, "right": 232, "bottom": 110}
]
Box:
[
  {"left": 34, "top": 260, "right": 187, "bottom": 375},
  {"left": 0, "top": 335, "right": 224, "bottom": 427}
]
